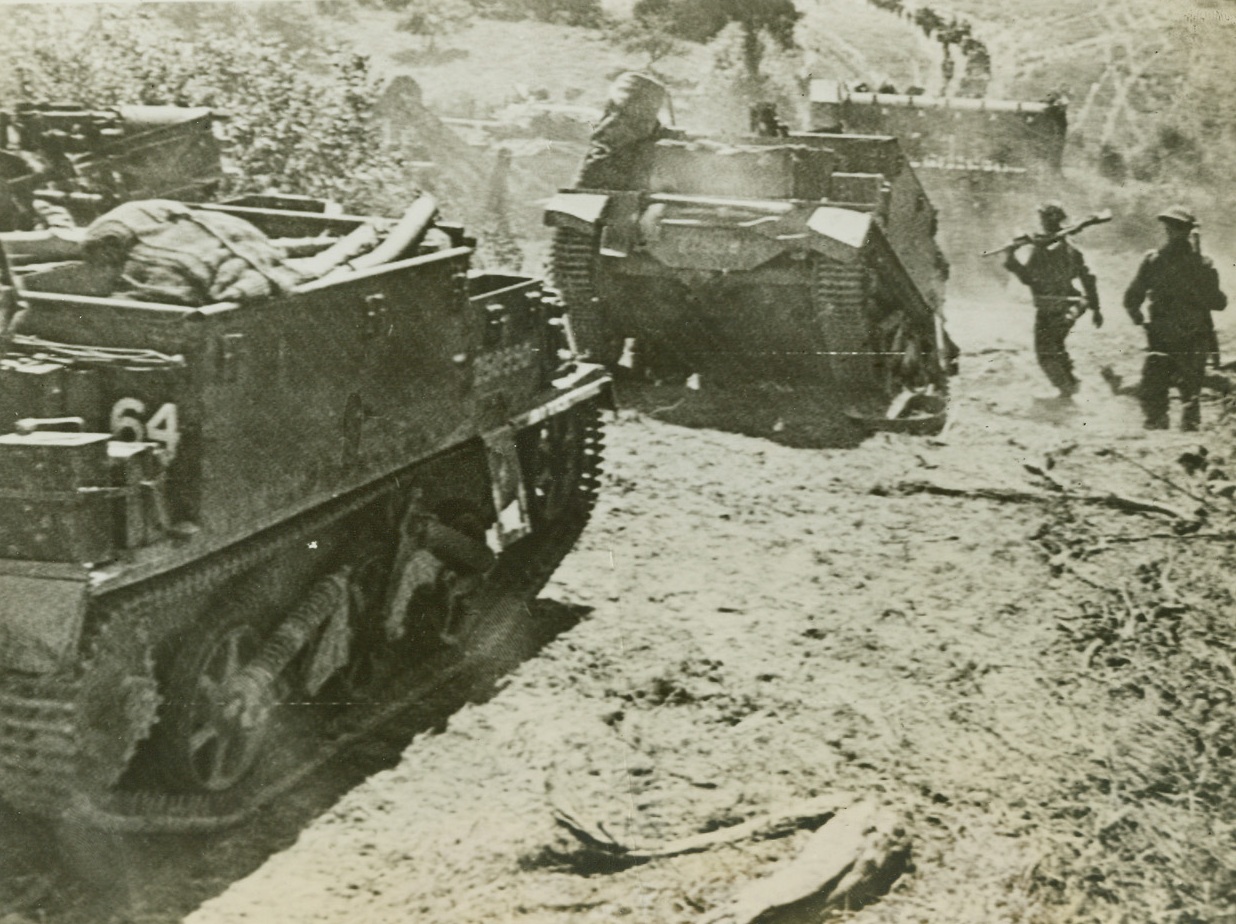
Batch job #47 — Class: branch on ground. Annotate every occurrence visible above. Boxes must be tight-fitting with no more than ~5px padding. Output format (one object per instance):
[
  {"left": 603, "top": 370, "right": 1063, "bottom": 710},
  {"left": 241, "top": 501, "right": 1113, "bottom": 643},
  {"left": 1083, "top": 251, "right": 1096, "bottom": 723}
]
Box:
[
  {"left": 551, "top": 792, "right": 853, "bottom": 864},
  {"left": 706, "top": 802, "right": 910, "bottom": 924},
  {"left": 883, "top": 479, "right": 1193, "bottom": 521}
]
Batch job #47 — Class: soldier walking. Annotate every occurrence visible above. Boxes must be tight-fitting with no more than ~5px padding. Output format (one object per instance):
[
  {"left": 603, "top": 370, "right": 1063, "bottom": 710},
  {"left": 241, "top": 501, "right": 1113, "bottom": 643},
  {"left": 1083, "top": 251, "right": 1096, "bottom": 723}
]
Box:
[
  {"left": 1123, "top": 206, "right": 1227, "bottom": 431},
  {"left": 1004, "top": 201, "right": 1103, "bottom": 402}
]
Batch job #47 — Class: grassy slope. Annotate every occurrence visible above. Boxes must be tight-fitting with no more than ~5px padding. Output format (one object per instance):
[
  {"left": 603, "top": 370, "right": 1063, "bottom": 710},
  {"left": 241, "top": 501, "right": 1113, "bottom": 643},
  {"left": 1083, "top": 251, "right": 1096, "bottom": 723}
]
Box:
[
  {"left": 335, "top": 0, "right": 1232, "bottom": 150},
  {"left": 324, "top": 0, "right": 1236, "bottom": 267},
  {"left": 332, "top": 0, "right": 1205, "bottom": 114},
  {"left": 796, "top": 0, "right": 937, "bottom": 91},
  {"left": 332, "top": 12, "right": 715, "bottom": 116},
  {"left": 930, "top": 0, "right": 1236, "bottom": 130}
]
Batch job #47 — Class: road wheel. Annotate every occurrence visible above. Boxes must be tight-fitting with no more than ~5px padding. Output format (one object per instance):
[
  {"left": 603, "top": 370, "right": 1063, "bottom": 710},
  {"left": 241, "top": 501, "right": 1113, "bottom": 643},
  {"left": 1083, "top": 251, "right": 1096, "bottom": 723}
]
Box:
[
  {"left": 384, "top": 499, "right": 494, "bottom": 650},
  {"left": 153, "top": 593, "right": 273, "bottom": 793}
]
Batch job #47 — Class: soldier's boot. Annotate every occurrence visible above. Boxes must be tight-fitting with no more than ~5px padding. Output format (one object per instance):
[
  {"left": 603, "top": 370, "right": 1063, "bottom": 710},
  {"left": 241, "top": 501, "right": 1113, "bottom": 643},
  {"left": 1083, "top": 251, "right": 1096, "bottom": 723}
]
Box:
[
  {"left": 1140, "top": 388, "right": 1169, "bottom": 431},
  {"left": 1181, "top": 400, "right": 1201, "bottom": 432}
]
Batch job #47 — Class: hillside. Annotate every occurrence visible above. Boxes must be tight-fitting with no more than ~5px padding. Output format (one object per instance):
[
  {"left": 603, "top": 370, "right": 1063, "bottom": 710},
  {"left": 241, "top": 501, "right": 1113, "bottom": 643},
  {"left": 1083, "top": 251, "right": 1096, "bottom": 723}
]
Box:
[
  {"left": 324, "top": 0, "right": 1236, "bottom": 275},
  {"left": 334, "top": 0, "right": 1236, "bottom": 141}
]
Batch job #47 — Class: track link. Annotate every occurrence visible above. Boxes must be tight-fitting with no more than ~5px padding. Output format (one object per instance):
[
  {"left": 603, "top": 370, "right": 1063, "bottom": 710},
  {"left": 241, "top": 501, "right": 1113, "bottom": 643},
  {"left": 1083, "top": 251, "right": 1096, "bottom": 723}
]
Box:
[
  {"left": 0, "top": 478, "right": 401, "bottom": 830},
  {"left": 0, "top": 682, "right": 79, "bottom": 814},
  {"left": 813, "top": 255, "right": 948, "bottom": 432},
  {"left": 550, "top": 227, "right": 620, "bottom": 366},
  {"left": 813, "top": 257, "right": 880, "bottom": 410}
]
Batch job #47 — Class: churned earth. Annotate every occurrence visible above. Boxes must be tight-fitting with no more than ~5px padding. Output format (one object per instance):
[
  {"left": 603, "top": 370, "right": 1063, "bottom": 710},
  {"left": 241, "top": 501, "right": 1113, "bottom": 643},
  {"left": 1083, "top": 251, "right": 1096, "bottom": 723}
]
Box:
[{"left": 181, "top": 263, "right": 1236, "bottom": 923}]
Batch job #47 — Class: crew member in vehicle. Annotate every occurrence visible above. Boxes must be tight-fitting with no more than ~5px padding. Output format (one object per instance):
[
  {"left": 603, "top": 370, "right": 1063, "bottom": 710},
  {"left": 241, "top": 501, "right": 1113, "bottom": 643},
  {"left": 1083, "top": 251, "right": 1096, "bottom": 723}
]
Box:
[
  {"left": 1004, "top": 201, "right": 1103, "bottom": 402},
  {"left": 750, "top": 102, "right": 790, "bottom": 138},
  {"left": 577, "top": 72, "right": 680, "bottom": 190},
  {"left": 0, "top": 151, "right": 74, "bottom": 232},
  {"left": 1123, "top": 205, "right": 1227, "bottom": 431}
]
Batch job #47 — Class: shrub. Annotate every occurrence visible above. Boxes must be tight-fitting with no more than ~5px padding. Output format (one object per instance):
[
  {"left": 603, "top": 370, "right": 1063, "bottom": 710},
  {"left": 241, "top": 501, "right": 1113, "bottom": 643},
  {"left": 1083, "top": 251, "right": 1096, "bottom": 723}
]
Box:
[
  {"left": 390, "top": 0, "right": 475, "bottom": 51},
  {"left": 1129, "top": 125, "right": 1203, "bottom": 184},
  {"left": 2, "top": 6, "right": 414, "bottom": 216}
]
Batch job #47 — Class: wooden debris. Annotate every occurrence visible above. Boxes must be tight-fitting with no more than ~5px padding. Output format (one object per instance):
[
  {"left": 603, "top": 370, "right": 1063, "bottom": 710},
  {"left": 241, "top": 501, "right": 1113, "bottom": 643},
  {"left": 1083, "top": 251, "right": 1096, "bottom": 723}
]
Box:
[
  {"left": 1089, "top": 531, "right": 1236, "bottom": 547},
  {"left": 708, "top": 802, "right": 909, "bottom": 924},
  {"left": 887, "top": 478, "right": 1190, "bottom": 520},
  {"left": 551, "top": 793, "right": 853, "bottom": 864},
  {"left": 1023, "top": 463, "right": 1065, "bottom": 491}
]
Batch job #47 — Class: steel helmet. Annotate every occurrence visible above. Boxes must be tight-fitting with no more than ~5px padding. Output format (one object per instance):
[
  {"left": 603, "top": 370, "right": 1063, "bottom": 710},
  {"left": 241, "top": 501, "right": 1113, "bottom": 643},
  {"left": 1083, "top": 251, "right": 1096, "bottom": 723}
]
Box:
[
  {"left": 608, "top": 72, "right": 667, "bottom": 114},
  {"left": 1037, "top": 201, "right": 1068, "bottom": 223},
  {"left": 1156, "top": 205, "right": 1197, "bottom": 227}
]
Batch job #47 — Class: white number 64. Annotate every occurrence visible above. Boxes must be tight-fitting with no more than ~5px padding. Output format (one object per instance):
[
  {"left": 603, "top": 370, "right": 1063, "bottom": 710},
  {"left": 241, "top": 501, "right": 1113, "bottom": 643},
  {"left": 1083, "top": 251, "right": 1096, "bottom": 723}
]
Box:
[{"left": 110, "top": 398, "right": 180, "bottom": 459}]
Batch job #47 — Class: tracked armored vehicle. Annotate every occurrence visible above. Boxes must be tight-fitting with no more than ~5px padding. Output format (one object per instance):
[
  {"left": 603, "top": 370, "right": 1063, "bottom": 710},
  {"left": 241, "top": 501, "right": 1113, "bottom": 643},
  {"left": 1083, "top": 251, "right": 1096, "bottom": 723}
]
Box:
[
  {"left": 808, "top": 80, "right": 1067, "bottom": 286},
  {"left": 1, "top": 104, "right": 224, "bottom": 232},
  {"left": 0, "top": 195, "right": 610, "bottom": 831},
  {"left": 546, "top": 77, "right": 953, "bottom": 429}
]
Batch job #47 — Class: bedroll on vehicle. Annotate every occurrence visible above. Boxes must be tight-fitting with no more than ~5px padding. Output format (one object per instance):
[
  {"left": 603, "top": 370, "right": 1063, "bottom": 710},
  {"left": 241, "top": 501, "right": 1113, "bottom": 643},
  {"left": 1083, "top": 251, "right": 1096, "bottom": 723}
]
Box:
[
  {"left": 0, "top": 194, "right": 612, "bottom": 832},
  {"left": 546, "top": 110, "right": 954, "bottom": 433}
]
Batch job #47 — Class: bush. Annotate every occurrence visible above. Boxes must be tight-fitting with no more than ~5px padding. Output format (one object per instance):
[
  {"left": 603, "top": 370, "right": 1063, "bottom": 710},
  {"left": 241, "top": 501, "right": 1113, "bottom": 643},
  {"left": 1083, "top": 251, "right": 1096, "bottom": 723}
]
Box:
[
  {"left": 613, "top": 11, "right": 687, "bottom": 70},
  {"left": 391, "top": 0, "right": 475, "bottom": 51},
  {"left": 2, "top": 6, "right": 414, "bottom": 216},
  {"left": 1097, "top": 143, "right": 1127, "bottom": 183},
  {"left": 1129, "top": 125, "right": 1203, "bottom": 184}
]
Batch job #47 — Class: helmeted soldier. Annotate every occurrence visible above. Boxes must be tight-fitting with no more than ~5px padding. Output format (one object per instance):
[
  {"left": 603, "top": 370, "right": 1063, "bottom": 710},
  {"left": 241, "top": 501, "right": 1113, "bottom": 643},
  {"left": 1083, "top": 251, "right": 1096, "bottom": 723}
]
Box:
[
  {"left": 1004, "top": 201, "right": 1103, "bottom": 402},
  {"left": 1123, "top": 205, "right": 1227, "bottom": 430},
  {"left": 577, "top": 72, "right": 678, "bottom": 191}
]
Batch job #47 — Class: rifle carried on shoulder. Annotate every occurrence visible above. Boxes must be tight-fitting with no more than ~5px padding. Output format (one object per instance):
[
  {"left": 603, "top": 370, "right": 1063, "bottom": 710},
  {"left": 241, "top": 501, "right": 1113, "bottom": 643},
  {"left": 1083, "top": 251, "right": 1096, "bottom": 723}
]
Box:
[{"left": 982, "top": 209, "right": 1112, "bottom": 257}]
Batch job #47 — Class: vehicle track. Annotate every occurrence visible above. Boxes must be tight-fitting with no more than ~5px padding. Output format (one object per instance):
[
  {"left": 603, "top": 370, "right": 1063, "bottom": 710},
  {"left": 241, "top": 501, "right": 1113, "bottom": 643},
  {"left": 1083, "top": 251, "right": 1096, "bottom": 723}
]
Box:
[{"left": 0, "top": 588, "right": 592, "bottom": 924}]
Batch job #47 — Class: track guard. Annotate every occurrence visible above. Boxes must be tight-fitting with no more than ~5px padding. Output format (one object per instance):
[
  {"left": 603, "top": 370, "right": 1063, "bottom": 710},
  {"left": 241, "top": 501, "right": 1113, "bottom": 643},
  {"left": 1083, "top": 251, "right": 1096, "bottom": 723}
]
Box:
[{"left": 543, "top": 192, "right": 611, "bottom": 235}]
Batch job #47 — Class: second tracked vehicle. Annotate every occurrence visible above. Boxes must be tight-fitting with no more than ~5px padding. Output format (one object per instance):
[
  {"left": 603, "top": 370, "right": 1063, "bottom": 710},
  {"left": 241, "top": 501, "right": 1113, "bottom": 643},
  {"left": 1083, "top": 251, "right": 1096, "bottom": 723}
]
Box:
[
  {"left": 808, "top": 80, "right": 1068, "bottom": 287},
  {"left": 545, "top": 74, "right": 954, "bottom": 433}
]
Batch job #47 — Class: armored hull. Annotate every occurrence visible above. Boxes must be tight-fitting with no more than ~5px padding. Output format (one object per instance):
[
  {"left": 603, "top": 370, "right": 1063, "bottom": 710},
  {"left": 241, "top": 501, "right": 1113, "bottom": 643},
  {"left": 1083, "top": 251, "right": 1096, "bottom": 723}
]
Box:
[
  {"left": 0, "top": 200, "right": 611, "bottom": 830},
  {"left": 546, "top": 131, "right": 953, "bottom": 430},
  {"left": 808, "top": 81, "right": 1068, "bottom": 287}
]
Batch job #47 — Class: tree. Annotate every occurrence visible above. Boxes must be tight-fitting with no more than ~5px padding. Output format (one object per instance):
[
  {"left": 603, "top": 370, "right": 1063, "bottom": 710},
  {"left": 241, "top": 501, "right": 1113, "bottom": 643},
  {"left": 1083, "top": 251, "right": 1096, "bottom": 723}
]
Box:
[
  {"left": 690, "top": 21, "right": 804, "bottom": 134},
  {"left": 388, "top": 0, "right": 474, "bottom": 51},
  {"left": 937, "top": 17, "right": 972, "bottom": 50},
  {"left": 913, "top": 6, "right": 944, "bottom": 38},
  {"left": 475, "top": 147, "right": 523, "bottom": 271},
  {"left": 633, "top": 0, "right": 800, "bottom": 56},
  {"left": 613, "top": 11, "right": 686, "bottom": 70}
]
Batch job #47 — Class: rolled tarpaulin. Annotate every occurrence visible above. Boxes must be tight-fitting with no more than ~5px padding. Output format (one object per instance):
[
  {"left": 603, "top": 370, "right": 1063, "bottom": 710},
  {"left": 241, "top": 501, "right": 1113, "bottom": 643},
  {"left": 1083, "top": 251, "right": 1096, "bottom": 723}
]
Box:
[{"left": 349, "top": 193, "right": 439, "bottom": 270}]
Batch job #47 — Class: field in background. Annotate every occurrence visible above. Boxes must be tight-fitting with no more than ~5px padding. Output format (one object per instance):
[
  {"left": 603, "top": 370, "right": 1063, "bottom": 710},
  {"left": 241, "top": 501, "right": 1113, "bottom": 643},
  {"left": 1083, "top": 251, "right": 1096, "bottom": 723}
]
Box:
[{"left": 331, "top": 11, "right": 727, "bottom": 117}]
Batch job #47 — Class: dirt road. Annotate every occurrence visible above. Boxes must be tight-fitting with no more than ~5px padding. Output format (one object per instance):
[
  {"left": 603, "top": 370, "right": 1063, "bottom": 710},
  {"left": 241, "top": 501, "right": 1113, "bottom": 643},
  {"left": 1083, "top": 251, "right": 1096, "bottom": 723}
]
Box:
[{"left": 183, "top": 271, "right": 1236, "bottom": 923}]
